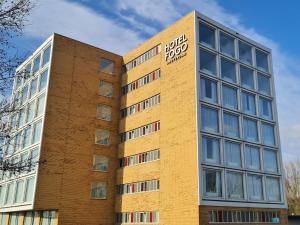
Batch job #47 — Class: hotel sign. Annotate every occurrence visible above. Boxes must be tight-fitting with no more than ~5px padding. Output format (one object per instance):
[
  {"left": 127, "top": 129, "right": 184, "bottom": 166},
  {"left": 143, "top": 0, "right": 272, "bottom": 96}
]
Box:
[{"left": 165, "top": 34, "right": 188, "bottom": 64}]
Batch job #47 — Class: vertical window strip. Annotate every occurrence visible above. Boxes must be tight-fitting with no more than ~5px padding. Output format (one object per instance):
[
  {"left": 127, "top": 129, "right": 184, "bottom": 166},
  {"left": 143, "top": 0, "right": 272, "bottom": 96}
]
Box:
[
  {"left": 125, "top": 45, "right": 161, "bottom": 71},
  {"left": 120, "top": 121, "right": 160, "bottom": 142},
  {"left": 117, "top": 180, "right": 160, "bottom": 195},
  {"left": 121, "top": 94, "right": 160, "bottom": 118},
  {"left": 116, "top": 211, "right": 159, "bottom": 224},
  {"left": 122, "top": 69, "right": 160, "bottom": 95},
  {"left": 119, "top": 149, "right": 160, "bottom": 167}
]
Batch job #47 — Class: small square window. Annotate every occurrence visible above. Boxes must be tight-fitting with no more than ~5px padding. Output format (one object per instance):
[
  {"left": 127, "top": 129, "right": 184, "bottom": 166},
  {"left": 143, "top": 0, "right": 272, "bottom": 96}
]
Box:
[
  {"left": 239, "top": 41, "right": 252, "bottom": 65},
  {"left": 221, "top": 58, "right": 236, "bottom": 83},
  {"left": 100, "top": 58, "right": 115, "bottom": 74},
  {"left": 199, "top": 22, "right": 216, "bottom": 49},
  {"left": 91, "top": 182, "right": 107, "bottom": 199},
  {"left": 97, "top": 104, "right": 112, "bottom": 121},
  {"left": 256, "top": 49, "right": 269, "bottom": 72},
  {"left": 95, "top": 129, "right": 110, "bottom": 145},
  {"left": 200, "top": 49, "right": 217, "bottom": 75},
  {"left": 99, "top": 81, "right": 113, "bottom": 98},
  {"left": 240, "top": 66, "right": 254, "bottom": 89},
  {"left": 220, "top": 32, "right": 235, "bottom": 57},
  {"left": 93, "top": 155, "right": 108, "bottom": 172}
]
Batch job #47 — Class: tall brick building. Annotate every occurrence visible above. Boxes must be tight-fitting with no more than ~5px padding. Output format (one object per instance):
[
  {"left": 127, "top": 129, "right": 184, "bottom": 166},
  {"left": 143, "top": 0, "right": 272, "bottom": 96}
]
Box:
[{"left": 0, "top": 11, "right": 287, "bottom": 225}]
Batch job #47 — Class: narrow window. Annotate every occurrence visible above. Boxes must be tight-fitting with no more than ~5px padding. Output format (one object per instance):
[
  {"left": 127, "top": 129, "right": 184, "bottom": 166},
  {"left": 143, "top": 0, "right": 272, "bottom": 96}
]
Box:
[
  {"left": 39, "top": 69, "right": 49, "bottom": 91},
  {"left": 204, "top": 169, "right": 222, "bottom": 197},
  {"left": 256, "top": 49, "right": 269, "bottom": 72},
  {"left": 263, "top": 149, "right": 278, "bottom": 173},
  {"left": 240, "top": 66, "right": 254, "bottom": 89},
  {"left": 245, "top": 145, "right": 260, "bottom": 170},
  {"left": 202, "top": 136, "right": 220, "bottom": 164},
  {"left": 243, "top": 118, "right": 258, "bottom": 142},
  {"left": 239, "top": 41, "right": 252, "bottom": 65},
  {"left": 221, "top": 58, "right": 236, "bottom": 83},
  {"left": 222, "top": 85, "right": 237, "bottom": 109},
  {"left": 199, "top": 22, "right": 216, "bottom": 48},
  {"left": 220, "top": 32, "right": 235, "bottom": 57},
  {"left": 201, "top": 106, "right": 219, "bottom": 133},
  {"left": 42, "top": 45, "right": 51, "bottom": 67},
  {"left": 259, "top": 97, "right": 273, "bottom": 120},
  {"left": 226, "top": 172, "right": 244, "bottom": 199},
  {"left": 200, "top": 78, "right": 217, "bottom": 103},
  {"left": 258, "top": 73, "right": 271, "bottom": 95},
  {"left": 241, "top": 92, "right": 256, "bottom": 115},
  {"left": 223, "top": 113, "right": 240, "bottom": 138},
  {"left": 225, "top": 141, "right": 241, "bottom": 167},
  {"left": 247, "top": 175, "right": 263, "bottom": 200},
  {"left": 266, "top": 177, "right": 281, "bottom": 201},
  {"left": 200, "top": 49, "right": 217, "bottom": 75},
  {"left": 261, "top": 123, "right": 275, "bottom": 146}
]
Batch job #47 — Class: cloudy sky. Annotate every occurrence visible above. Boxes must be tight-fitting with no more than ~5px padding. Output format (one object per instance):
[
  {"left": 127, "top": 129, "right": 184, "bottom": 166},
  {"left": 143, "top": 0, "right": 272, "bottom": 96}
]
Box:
[{"left": 14, "top": 0, "right": 300, "bottom": 162}]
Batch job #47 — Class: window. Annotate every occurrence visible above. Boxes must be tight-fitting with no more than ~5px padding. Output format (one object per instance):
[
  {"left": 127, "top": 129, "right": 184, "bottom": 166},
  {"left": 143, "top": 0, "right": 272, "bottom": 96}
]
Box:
[
  {"left": 41, "top": 211, "right": 56, "bottom": 225},
  {"left": 201, "top": 106, "right": 219, "bottom": 133},
  {"left": 21, "top": 85, "right": 28, "bottom": 105},
  {"left": 199, "top": 22, "right": 215, "bottom": 49},
  {"left": 256, "top": 50, "right": 269, "bottom": 72},
  {"left": 240, "top": 66, "right": 254, "bottom": 89},
  {"left": 266, "top": 177, "right": 281, "bottom": 201},
  {"left": 100, "top": 58, "right": 115, "bottom": 74},
  {"left": 200, "top": 78, "right": 217, "bottom": 103},
  {"left": 261, "top": 123, "right": 275, "bottom": 146},
  {"left": 26, "top": 101, "right": 36, "bottom": 123},
  {"left": 226, "top": 172, "right": 244, "bottom": 199},
  {"left": 95, "top": 129, "right": 110, "bottom": 145},
  {"left": 39, "top": 69, "right": 48, "bottom": 91},
  {"left": 42, "top": 45, "right": 51, "bottom": 67},
  {"left": 18, "top": 108, "right": 26, "bottom": 128},
  {"left": 258, "top": 73, "right": 271, "bottom": 95},
  {"left": 263, "top": 149, "right": 278, "bottom": 173},
  {"left": 223, "top": 113, "right": 239, "bottom": 138},
  {"left": 36, "top": 94, "right": 46, "bottom": 117},
  {"left": 23, "top": 211, "right": 35, "bottom": 225},
  {"left": 120, "top": 149, "right": 160, "bottom": 167},
  {"left": 220, "top": 32, "right": 235, "bottom": 57},
  {"left": 204, "top": 169, "right": 222, "bottom": 197},
  {"left": 97, "top": 104, "right": 112, "bottom": 121},
  {"left": 117, "top": 180, "right": 160, "bottom": 195},
  {"left": 29, "top": 77, "right": 37, "bottom": 98},
  {"left": 222, "top": 85, "right": 237, "bottom": 109},
  {"left": 25, "top": 63, "right": 32, "bottom": 79},
  {"left": 15, "top": 75, "right": 22, "bottom": 90},
  {"left": 245, "top": 145, "right": 260, "bottom": 170},
  {"left": 23, "top": 126, "right": 32, "bottom": 148},
  {"left": 116, "top": 211, "right": 159, "bottom": 224},
  {"left": 0, "top": 186, "right": 6, "bottom": 205},
  {"left": 259, "top": 97, "right": 273, "bottom": 120},
  {"left": 202, "top": 136, "right": 220, "bottom": 164},
  {"left": 91, "top": 182, "right": 107, "bottom": 199},
  {"left": 239, "top": 41, "right": 252, "bottom": 65},
  {"left": 243, "top": 118, "right": 258, "bottom": 142},
  {"left": 24, "top": 177, "right": 35, "bottom": 202},
  {"left": 14, "top": 180, "right": 24, "bottom": 203},
  {"left": 200, "top": 49, "right": 216, "bottom": 75},
  {"left": 32, "top": 120, "right": 42, "bottom": 144},
  {"left": 225, "top": 141, "right": 241, "bottom": 167},
  {"left": 9, "top": 213, "right": 19, "bottom": 225},
  {"left": 247, "top": 174, "right": 263, "bottom": 200},
  {"left": 33, "top": 55, "right": 41, "bottom": 74},
  {"left": 93, "top": 155, "right": 108, "bottom": 172},
  {"left": 241, "top": 92, "right": 256, "bottom": 115},
  {"left": 99, "top": 81, "right": 113, "bottom": 97},
  {"left": 5, "top": 182, "right": 14, "bottom": 204},
  {"left": 221, "top": 58, "right": 236, "bottom": 83}
]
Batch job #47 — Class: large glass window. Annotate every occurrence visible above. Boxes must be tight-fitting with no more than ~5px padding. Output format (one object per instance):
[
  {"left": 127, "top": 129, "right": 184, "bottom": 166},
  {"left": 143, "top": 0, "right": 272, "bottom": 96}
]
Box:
[
  {"left": 39, "top": 69, "right": 48, "bottom": 91},
  {"left": 29, "top": 77, "right": 38, "bottom": 98},
  {"left": 239, "top": 41, "right": 252, "bottom": 65},
  {"left": 99, "top": 81, "right": 113, "bottom": 98},
  {"left": 93, "top": 155, "right": 108, "bottom": 172},
  {"left": 42, "top": 45, "right": 51, "bottom": 67},
  {"left": 221, "top": 58, "right": 236, "bottom": 83},
  {"left": 225, "top": 141, "right": 241, "bottom": 168},
  {"left": 240, "top": 66, "right": 254, "bottom": 89},
  {"left": 9, "top": 213, "right": 18, "bottom": 225},
  {"left": 259, "top": 97, "right": 273, "bottom": 120},
  {"left": 100, "top": 58, "right": 115, "bottom": 74},
  {"left": 14, "top": 180, "right": 24, "bottom": 203},
  {"left": 263, "top": 149, "right": 278, "bottom": 173},
  {"left": 222, "top": 85, "right": 237, "bottom": 109},
  {"left": 5, "top": 183, "right": 14, "bottom": 205},
  {"left": 202, "top": 136, "right": 220, "bottom": 164},
  {"left": 33, "top": 55, "right": 41, "bottom": 74},
  {"left": 266, "top": 177, "right": 281, "bottom": 201},
  {"left": 41, "top": 211, "right": 56, "bottom": 225},
  {"left": 200, "top": 49, "right": 217, "bottom": 75},
  {"left": 243, "top": 118, "right": 258, "bottom": 142},
  {"left": 245, "top": 145, "right": 260, "bottom": 170},
  {"left": 36, "top": 94, "right": 46, "bottom": 117},
  {"left": 226, "top": 172, "right": 244, "bottom": 199},
  {"left": 258, "top": 73, "right": 271, "bottom": 96},
  {"left": 97, "top": 104, "right": 112, "bottom": 121},
  {"left": 201, "top": 106, "right": 219, "bottom": 133},
  {"left": 200, "top": 78, "right": 217, "bottom": 103},
  {"left": 204, "top": 169, "right": 222, "bottom": 197},
  {"left": 247, "top": 175, "right": 263, "bottom": 200},
  {"left": 223, "top": 113, "right": 239, "bottom": 138},
  {"left": 21, "top": 85, "right": 28, "bottom": 105},
  {"left": 26, "top": 101, "right": 36, "bottom": 123},
  {"left": 241, "top": 92, "right": 256, "bottom": 115},
  {"left": 199, "top": 22, "right": 216, "bottom": 49},
  {"left": 91, "top": 182, "right": 107, "bottom": 199},
  {"left": 32, "top": 120, "right": 42, "bottom": 144},
  {"left": 0, "top": 186, "right": 6, "bottom": 205},
  {"left": 261, "top": 123, "right": 275, "bottom": 146},
  {"left": 24, "top": 212, "right": 35, "bottom": 225},
  {"left": 23, "top": 126, "right": 32, "bottom": 148},
  {"left": 220, "top": 32, "right": 235, "bottom": 57},
  {"left": 19, "top": 108, "right": 26, "bottom": 127},
  {"left": 256, "top": 49, "right": 269, "bottom": 72},
  {"left": 24, "top": 177, "right": 35, "bottom": 202},
  {"left": 95, "top": 129, "right": 110, "bottom": 145}
]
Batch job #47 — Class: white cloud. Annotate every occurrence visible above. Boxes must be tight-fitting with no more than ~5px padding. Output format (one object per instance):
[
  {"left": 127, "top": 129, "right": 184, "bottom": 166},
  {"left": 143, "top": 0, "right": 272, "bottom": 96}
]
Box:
[{"left": 24, "top": 0, "right": 143, "bottom": 55}]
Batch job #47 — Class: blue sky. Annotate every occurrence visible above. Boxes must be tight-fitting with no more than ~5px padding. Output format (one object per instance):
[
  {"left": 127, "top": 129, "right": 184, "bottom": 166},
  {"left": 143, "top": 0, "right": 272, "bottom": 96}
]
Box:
[{"left": 13, "top": 0, "right": 300, "bottom": 162}]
